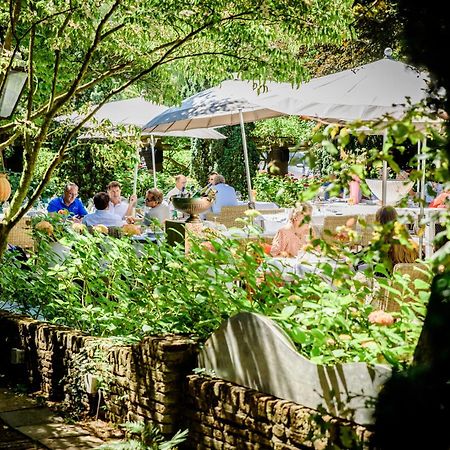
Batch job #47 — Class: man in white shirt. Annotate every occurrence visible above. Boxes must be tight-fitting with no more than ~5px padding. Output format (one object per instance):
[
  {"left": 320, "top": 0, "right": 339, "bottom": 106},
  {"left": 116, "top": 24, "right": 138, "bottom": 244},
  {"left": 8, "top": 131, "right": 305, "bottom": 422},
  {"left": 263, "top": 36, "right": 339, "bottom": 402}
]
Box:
[
  {"left": 107, "top": 181, "right": 137, "bottom": 219},
  {"left": 211, "top": 174, "right": 238, "bottom": 214},
  {"left": 166, "top": 175, "right": 187, "bottom": 202},
  {"left": 144, "top": 188, "right": 170, "bottom": 225},
  {"left": 83, "top": 192, "right": 124, "bottom": 227},
  {"left": 166, "top": 174, "right": 188, "bottom": 218}
]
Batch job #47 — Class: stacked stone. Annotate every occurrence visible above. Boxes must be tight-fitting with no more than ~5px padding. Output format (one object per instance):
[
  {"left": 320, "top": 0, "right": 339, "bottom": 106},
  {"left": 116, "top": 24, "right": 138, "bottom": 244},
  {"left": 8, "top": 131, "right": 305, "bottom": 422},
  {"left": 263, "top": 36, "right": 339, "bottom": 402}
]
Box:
[
  {"left": 0, "top": 311, "right": 374, "bottom": 448},
  {"left": 185, "top": 375, "right": 372, "bottom": 449},
  {"left": 104, "top": 335, "right": 197, "bottom": 434},
  {"left": 0, "top": 311, "right": 197, "bottom": 436}
]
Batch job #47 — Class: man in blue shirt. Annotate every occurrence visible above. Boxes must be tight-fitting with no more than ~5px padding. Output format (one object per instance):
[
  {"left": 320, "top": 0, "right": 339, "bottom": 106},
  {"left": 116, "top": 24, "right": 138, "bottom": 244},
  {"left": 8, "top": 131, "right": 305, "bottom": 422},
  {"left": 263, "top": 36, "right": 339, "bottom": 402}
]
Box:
[
  {"left": 47, "top": 183, "right": 88, "bottom": 217},
  {"left": 82, "top": 192, "right": 124, "bottom": 227},
  {"left": 211, "top": 174, "right": 238, "bottom": 214}
]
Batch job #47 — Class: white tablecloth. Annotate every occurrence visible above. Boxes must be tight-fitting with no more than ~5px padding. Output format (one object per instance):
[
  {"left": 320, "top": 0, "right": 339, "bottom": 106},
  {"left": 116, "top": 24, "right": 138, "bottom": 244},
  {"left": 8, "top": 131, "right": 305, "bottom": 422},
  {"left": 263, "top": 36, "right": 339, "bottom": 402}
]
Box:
[
  {"left": 237, "top": 201, "right": 279, "bottom": 210},
  {"left": 252, "top": 201, "right": 446, "bottom": 258}
]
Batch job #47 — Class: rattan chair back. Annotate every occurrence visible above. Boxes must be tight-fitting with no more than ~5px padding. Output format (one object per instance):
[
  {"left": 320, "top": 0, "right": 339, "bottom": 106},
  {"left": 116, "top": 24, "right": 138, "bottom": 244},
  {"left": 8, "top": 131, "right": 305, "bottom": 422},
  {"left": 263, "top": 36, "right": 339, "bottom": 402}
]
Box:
[
  {"left": 376, "top": 262, "right": 431, "bottom": 312},
  {"left": 322, "top": 215, "right": 358, "bottom": 245},
  {"left": 358, "top": 214, "right": 376, "bottom": 247},
  {"left": 7, "top": 217, "right": 34, "bottom": 249},
  {"left": 205, "top": 205, "right": 249, "bottom": 228}
]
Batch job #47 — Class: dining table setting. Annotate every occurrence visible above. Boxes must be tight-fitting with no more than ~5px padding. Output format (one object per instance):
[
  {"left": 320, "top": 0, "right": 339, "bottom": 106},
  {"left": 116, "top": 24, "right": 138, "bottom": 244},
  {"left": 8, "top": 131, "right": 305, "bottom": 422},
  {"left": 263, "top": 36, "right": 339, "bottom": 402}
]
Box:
[{"left": 254, "top": 199, "right": 444, "bottom": 258}]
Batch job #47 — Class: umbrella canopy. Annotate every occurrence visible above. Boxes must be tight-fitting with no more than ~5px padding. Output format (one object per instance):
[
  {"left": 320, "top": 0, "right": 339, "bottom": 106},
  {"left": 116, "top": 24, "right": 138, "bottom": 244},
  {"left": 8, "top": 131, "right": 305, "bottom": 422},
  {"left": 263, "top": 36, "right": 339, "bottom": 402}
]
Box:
[
  {"left": 256, "top": 58, "right": 432, "bottom": 123},
  {"left": 143, "top": 80, "right": 286, "bottom": 204},
  {"left": 57, "top": 97, "right": 226, "bottom": 194},
  {"left": 58, "top": 98, "right": 167, "bottom": 128},
  {"left": 142, "top": 80, "right": 283, "bottom": 133},
  {"left": 59, "top": 97, "right": 226, "bottom": 139},
  {"left": 78, "top": 128, "right": 226, "bottom": 140}
]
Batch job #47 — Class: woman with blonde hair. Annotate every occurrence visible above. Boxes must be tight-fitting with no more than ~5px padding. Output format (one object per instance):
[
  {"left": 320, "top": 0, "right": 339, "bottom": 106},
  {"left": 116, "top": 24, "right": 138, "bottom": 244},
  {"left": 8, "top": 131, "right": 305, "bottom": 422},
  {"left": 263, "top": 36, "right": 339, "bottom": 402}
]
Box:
[
  {"left": 375, "top": 206, "right": 419, "bottom": 272},
  {"left": 270, "top": 203, "right": 314, "bottom": 257}
]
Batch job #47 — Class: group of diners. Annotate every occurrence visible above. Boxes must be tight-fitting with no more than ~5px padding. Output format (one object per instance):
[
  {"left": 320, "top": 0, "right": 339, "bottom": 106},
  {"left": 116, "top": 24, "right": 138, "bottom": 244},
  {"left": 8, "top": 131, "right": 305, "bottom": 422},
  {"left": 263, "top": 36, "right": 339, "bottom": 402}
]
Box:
[
  {"left": 268, "top": 202, "right": 419, "bottom": 274},
  {"left": 47, "top": 181, "right": 138, "bottom": 227},
  {"left": 46, "top": 175, "right": 444, "bottom": 270},
  {"left": 45, "top": 170, "right": 241, "bottom": 230}
]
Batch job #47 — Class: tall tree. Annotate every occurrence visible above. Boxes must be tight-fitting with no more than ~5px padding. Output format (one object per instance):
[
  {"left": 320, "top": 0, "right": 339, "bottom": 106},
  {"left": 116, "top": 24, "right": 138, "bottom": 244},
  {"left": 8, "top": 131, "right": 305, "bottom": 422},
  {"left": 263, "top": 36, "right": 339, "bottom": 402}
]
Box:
[
  {"left": 372, "top": 2, "right": 450, "bottom": 449},
  {"left": 0, "top": 0, "right": 354, "bottom": 255}
]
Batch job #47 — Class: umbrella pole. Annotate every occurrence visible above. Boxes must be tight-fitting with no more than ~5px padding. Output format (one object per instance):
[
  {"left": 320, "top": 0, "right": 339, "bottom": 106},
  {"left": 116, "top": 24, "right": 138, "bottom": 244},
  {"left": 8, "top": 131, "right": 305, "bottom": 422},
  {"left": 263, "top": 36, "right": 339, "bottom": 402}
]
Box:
[
  {"left": 418, "top": 139, "right": 426, "bottom": 259},
  {"left": 239, "top": 110, "right": 254, "bottom": 208},
  {"left": 150, "top": 135, "right": 157, "bottom": 188},
  {"left": 132, "top": 143, "right": 140, "bottom": 197},
  {"left": 381, "top": 131, "right": 388, "bottom": 206}
]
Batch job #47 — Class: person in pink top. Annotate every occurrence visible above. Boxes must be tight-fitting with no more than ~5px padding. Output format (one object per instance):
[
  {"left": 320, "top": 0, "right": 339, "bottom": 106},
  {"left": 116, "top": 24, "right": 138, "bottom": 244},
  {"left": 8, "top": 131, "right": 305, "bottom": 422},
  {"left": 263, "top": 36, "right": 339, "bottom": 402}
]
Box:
[
  {"left": 270, "top": 203, "right": 314, "bottom": 257},
  {"left": 429, "top": 190, "right": 450, "bottom": 208},
  {"left": 349, "top": 175, "right": 362, "bottom": 205}
]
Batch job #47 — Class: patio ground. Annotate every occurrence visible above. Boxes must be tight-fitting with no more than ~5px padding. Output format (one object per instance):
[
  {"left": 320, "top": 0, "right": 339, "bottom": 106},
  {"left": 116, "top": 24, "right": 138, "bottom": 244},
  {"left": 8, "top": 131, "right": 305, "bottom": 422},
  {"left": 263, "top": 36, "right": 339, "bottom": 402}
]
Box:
[{"left": 0, "top": 386, "right": 117, "bottom": 449}]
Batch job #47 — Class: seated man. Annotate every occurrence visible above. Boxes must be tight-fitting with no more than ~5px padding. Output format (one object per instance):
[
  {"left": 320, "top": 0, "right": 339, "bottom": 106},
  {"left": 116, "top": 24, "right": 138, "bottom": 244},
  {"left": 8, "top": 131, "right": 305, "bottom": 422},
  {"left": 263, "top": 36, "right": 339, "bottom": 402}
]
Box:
[
  {"left": 47, "top": 182, "right": 88, "bottom": 217},
  {"left": 211, "top": 174, "right": 238, "bottom": 214},
  {"left": 144, "top": 188, "right": 170, "bottom": 225},
  {"left": 106, "top": 181, "right": 137, "bottom": 219},
  {"left": 208, "top": 171, "right": 219, "bottom": 185},
  {"left": 165, "top": 175, "right": 187, "bottom": 218},
  {"left": 166, "top": 174, "right": 187, "bottom": 201},
  {"left": 82, "top": 192, "right": 124, "bottom": 227}
]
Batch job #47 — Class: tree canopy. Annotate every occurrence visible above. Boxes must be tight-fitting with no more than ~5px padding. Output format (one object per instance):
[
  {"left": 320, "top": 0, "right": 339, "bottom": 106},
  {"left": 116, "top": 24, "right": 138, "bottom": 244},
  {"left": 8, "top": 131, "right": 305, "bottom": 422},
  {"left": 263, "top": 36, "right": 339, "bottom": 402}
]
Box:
[{"left": 0, "top": 0, "right": 355, "bottom": 254}]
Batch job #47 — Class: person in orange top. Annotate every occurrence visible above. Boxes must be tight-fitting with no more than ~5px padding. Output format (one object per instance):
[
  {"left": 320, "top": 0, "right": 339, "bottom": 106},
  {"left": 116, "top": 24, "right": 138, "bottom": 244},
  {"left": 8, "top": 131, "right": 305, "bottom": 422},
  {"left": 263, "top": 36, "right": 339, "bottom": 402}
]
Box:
[
  {"left": 270, "top": 203, "right": 314, "bottom": 257},
  {"left": 429, "top": 190, "right": 450, "bottom": 208}
]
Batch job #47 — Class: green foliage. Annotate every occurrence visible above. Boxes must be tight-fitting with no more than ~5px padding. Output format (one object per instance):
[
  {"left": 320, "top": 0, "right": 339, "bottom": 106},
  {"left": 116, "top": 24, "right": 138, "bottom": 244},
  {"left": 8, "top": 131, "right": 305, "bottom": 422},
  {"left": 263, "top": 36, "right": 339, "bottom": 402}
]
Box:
[
  {"left": 271, "top": 274, "right": 427, "bottom": 368},
  {"left": 56, "top": 142, "right": 136, "bottom": 199},
  {"left": 252, "top": 172, "right": 322, "bottom": 207},
  {"left": 0, "top": 217, "right": 431, "bottom": 369},
  {"left": 252, "top": 117, "right": 316, "bottom": 147},
  {"left": 190, "top": 139, "right": 214, "bottom": 187},
  {"left": 98, "top": 421, "right": 188, "bottom": 450},
  {"left": 191, "top": 125, "right": 260, "bottom": 196}
]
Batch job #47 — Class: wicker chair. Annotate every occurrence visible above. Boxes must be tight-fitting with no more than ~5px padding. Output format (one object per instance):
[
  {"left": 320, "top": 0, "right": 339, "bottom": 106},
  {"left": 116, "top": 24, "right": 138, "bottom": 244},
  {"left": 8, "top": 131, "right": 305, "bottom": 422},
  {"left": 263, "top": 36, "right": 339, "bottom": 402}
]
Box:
[
  {"left": 7, "top": 217, "right": 34, "bottom": 249},
  {"left": 374, "top": 262, "right": 431, "bottom": 312},
  {"left": 322, "top": 215, "right": 358, "bottom": 246},
  {"left": 255, "top": 208, "right": 285, "bottom": 216},
  {"left": 358, "top": 214, "right": 376, "bottom": 248},
  {"left": 205, "top": 205, "right": 249, "bottom": 228}
]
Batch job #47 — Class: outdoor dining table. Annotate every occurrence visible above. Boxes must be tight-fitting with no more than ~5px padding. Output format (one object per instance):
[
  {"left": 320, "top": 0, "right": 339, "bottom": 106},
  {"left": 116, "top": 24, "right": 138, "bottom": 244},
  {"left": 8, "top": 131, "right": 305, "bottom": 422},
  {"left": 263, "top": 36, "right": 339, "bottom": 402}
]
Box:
[
  {"left": 237, "top": 200, "right": 279, "bottom": 210},
  {"left": 256, "top": 201, "right": 444, "bottom": 258}
]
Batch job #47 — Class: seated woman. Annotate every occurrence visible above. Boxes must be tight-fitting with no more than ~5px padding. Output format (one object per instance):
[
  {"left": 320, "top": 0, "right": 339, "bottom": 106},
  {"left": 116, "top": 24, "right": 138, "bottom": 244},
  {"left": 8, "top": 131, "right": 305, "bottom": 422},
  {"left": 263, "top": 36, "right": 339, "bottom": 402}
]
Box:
[
  {"left": 270, "top": 203, "right": 314, "bottom": 257},
  {"left": 429, "top": 189, "right": 449, "bottom": 208},
  {"left": 144, "top": 188, "right": 170, "bottom": 226},
  {"left": 375, "top": 206, "right": 419, "bottom": 272}
]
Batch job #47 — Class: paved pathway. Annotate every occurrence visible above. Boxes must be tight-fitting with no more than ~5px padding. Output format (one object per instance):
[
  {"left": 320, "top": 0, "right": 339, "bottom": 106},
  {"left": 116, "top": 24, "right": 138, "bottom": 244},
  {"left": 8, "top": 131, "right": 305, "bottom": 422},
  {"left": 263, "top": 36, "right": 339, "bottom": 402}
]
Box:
[{"left": 0, "top": 388, "right": 106, "bottom": 449}]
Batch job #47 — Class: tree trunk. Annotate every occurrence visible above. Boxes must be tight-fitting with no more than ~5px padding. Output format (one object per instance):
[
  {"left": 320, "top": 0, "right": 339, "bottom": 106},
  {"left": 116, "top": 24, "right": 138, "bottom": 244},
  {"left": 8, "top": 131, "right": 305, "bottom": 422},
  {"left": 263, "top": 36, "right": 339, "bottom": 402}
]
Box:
[{"left": 0, "top": 223, "right": 11, "bottom": 259}]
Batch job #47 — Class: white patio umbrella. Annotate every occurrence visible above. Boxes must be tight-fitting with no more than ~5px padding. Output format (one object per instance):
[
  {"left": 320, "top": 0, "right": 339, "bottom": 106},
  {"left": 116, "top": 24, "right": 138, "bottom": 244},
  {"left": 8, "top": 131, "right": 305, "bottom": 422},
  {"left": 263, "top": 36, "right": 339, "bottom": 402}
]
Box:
[
  {"left": 253, "top": 53, "right": 442, "bottom": 257},
  {"left": 253, "top": 53, "right": 440, "bottom": 207},
  {"left": 57, "top": 98, "right": 226, "bottom": 193},
  {"left": 142, "top": 81, "right": 285, "bottom": 205},
  {"left": 256, "top": 56, "right": 432, "bottom": 123}
]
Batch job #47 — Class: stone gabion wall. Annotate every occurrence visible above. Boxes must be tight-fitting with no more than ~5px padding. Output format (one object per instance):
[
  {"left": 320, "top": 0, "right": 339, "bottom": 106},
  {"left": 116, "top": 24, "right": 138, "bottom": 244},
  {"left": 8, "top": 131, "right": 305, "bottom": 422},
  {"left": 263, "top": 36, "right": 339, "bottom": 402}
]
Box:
[
  {"left": 184, "top": 375, "right": 372, "bottom": 450},
  {"left": 0, "top": 310, "right": 373, "bottom": 448},
  {"left": 0, "top": 311, "right": 197, "bottom": 435}
]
